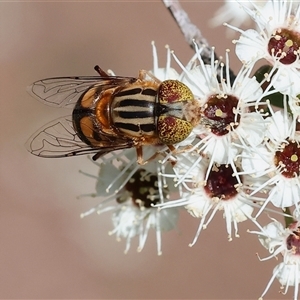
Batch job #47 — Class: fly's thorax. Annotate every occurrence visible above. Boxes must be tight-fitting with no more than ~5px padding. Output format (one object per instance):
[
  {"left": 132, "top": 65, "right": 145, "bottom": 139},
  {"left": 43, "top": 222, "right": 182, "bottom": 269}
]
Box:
[{"left": 111, "top": 84, "right": 158, "bottom": 138}]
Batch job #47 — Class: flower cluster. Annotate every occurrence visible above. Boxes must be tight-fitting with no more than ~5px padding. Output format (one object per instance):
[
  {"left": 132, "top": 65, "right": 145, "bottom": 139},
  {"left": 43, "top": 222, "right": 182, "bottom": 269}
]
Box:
[
  {"left": 79, "top": 1, "right": 300, "bottom": 299},
  {"left": 79, "top": 148, "right": 179, "bottom": 255}
]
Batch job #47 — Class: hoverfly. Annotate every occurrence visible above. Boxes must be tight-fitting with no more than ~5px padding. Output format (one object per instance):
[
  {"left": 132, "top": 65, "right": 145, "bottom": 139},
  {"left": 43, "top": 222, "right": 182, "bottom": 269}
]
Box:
[{"left": 26, "top": 66, "right": 200, "bottom": 164}]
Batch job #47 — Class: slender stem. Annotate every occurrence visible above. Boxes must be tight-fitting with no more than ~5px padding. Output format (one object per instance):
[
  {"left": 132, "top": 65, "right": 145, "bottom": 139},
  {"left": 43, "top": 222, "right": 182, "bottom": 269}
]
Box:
[{"left": 162, "top": 0, "right": 236, "bottom": 83}]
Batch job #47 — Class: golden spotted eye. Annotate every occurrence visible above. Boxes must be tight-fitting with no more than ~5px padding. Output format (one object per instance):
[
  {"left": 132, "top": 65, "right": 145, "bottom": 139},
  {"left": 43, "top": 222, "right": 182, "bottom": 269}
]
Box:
[
  {"left": 157, "top": 80, "right": 194, "bottom": 144},
  {"left": 158, "top": 80, "right": 194, "bottom": 104},
  {"left": 158, "top": 116, "right": 193, "bottom": 144}
]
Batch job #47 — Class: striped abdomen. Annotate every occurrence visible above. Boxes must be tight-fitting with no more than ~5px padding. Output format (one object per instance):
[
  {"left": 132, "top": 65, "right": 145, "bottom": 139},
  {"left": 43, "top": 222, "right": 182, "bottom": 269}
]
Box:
[{"left": 111, "top": 85, "right": 158, "bottom": 137}]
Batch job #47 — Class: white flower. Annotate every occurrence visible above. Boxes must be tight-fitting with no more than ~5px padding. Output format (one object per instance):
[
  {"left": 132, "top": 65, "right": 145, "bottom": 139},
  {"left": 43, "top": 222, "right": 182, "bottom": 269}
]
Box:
[
  {"left": 250, "top": 218, "right": 300, "bottom": 300},
  {"left": 79, "top": 149, "right": 179, "bottom": 255},
  {"left": 290, "top": 94, "right": 300, "bottom": 122},
  {"left": 159, "top": 151, "right": 208, "bottom": 191},
  {"left": 209, "top": 0, "right": 260, "bottom": 34},
  {"left": 241, "top": 109, "right": 300, "bottom": 217},
  {"left": 150, "top": 41, "right": 180, "bottom": 81},
  {"left": 227, "top": 0, "right": 300, "bottom": 95},
  {"left": 172, "top": 47, "right": 267, "bottom": 165},
  {"left": 158, "top": 158, "right": 258, "bottom": 245},
  {"left": 110, "top": 194, "right": 179, "bottom": 255}
]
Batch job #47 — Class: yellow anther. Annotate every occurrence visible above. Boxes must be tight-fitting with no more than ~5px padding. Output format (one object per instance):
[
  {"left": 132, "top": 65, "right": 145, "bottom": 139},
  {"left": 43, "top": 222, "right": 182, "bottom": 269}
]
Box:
[
  {"left": 291, "top": 154, "right": 298, "bottom": 162},
  {"left": 215, "top": 109, "right": 223, "bottom": 117}
]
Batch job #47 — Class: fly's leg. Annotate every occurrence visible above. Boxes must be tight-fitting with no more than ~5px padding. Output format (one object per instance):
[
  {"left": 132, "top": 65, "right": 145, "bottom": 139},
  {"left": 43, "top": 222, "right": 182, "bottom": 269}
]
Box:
[
  {"left": 167, "top": 144, "right": 194, "bottom": 154},
  {"left": 138, "top": 70, "right": 161, "bottom": 85},
  {"left": 136, "top": 145, "right": 195, "bottom": 165},
  {"left": 136, "top": 146, "right": 163, "bottom": 165},
  {"left": 163, "top": 144, "right": 196, "bottom": 166},
  {"left": 136, "top": 147, "right": 145, "bottom": 165}
]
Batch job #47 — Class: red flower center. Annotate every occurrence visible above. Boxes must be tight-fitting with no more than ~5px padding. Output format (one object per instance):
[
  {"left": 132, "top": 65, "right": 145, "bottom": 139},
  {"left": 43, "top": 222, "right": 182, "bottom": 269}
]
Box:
[
  {"left": 202, "top": 94, "right": 240, "bottom": 136},
  {"left": 274, "top": 140, "right": 300, "bottom": 178},
  {"left": 268, "top": 28, "right": 300, "bottom": 65},
  {"left": 204, "top": 164, "right": 240, "bottom": 200}
]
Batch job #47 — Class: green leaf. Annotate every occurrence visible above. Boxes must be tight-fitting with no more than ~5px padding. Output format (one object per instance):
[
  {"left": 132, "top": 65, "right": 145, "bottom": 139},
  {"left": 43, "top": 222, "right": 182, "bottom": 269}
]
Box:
[
  {"left": 268, "top": 92, "right": 285, "bottom": 109},
  {"left": 284, "top": 207, "right": 294, "bottom": 228},
  {"left": 254, "top": 65, "right": 273, "bottom": 84}
]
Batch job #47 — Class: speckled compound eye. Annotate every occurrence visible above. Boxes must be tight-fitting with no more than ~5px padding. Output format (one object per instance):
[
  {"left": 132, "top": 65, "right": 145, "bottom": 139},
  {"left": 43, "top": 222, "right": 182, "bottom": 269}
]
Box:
[
  {"left": 158, "top": 80, "right": 194, "bottom": 104},
  {"left": 158, "top": 116, "right": 193, "bottom": 144},
  {"left": 157, "top": 80, "right": 194, "bottom": 144}
]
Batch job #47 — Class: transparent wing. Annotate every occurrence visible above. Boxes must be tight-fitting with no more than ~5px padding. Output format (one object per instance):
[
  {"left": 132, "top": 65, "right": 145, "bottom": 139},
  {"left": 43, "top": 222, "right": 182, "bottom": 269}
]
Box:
[
  {"left": 27, "top": 76, "right": 136, "bottom": 108},
  {"left": 25, "top": 116, "right": 133, "bottom": 159}
]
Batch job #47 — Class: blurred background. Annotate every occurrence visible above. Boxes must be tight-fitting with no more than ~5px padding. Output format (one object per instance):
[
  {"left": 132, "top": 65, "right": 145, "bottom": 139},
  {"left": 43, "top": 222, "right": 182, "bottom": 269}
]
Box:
[{"left": 0, "top": 1, "right": 291, "bottom": 299}]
